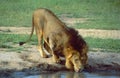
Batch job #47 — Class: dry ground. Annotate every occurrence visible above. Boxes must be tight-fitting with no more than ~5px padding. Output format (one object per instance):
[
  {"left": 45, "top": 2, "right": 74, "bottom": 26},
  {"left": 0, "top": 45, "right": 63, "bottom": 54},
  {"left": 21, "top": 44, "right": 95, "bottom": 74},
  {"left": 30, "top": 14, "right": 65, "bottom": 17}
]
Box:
[
  {"left": 1, "top": 27, "right": 120, "bottom": 39},
  {"left": 0, "top": 47, "right": 120, "bottom": 71}
]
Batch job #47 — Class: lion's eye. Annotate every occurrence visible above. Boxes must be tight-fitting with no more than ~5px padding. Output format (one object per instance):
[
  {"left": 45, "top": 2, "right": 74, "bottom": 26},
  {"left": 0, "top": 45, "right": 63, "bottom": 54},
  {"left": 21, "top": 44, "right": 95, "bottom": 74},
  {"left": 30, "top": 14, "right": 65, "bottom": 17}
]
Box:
[{"left": 75, "top": 59, "right": 79, "bottom": 62}]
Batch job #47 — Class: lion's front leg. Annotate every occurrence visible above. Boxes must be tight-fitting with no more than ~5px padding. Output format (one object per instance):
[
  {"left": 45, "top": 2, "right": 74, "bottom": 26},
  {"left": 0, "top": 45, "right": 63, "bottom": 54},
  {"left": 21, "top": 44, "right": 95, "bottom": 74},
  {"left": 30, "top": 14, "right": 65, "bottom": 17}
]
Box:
[
  {"left": 52, "top": 52, "right": 61, "bottom": 63},
  {"left": 49, "top": 38, "right": 61, "bottom": 63},
  {"left": 65, "top": 59, "right": 74, "bottom": 71}
]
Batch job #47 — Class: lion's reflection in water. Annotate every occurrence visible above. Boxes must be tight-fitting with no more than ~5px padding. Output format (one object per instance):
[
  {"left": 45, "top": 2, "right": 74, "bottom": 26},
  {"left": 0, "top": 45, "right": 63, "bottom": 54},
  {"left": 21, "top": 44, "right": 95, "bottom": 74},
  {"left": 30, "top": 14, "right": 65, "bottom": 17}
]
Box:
[{"left": 24, "top": 71, "right": 85, "bottom": 78}]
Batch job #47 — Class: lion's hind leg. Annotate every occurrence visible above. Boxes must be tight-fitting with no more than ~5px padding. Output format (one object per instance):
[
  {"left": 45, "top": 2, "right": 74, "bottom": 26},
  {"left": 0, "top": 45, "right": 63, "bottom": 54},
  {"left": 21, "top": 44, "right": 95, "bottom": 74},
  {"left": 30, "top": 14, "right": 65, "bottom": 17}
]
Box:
[
  {"left": 37, "top": 46, "right": 47, "bottom": 58},
  {"left": 35, "top": 25, "right": 47, "bottom": 58}
]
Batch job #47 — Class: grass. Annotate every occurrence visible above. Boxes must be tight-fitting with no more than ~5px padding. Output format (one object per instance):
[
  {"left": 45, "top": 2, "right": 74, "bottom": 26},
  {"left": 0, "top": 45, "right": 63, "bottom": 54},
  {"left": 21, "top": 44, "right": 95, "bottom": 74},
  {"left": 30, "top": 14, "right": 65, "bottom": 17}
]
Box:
[
  {"left": 74, "top": 18, "right": 120, "bottom": 30},
  {"left": 0, "top": 34, "right": 120, "bottom": 52},
  {"left": 0, "top": 33, "right": 37, "bottom": 52},
  {"left": 0, "top": 0, "right": 120, "bottom": 30},
  {"left": 85, "top": 37, "right": 120, "bottom": 52},
  {"left": 0, "top": 34, "right": 37, "bottom": 48}
]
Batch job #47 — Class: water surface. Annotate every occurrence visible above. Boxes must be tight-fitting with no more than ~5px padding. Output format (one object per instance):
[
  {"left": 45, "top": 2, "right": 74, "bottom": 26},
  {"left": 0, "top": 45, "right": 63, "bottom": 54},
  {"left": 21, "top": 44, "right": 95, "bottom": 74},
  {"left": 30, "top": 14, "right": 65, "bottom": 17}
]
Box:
[{"left": 22, "top": 71, "right": 120, "bottom": 78}]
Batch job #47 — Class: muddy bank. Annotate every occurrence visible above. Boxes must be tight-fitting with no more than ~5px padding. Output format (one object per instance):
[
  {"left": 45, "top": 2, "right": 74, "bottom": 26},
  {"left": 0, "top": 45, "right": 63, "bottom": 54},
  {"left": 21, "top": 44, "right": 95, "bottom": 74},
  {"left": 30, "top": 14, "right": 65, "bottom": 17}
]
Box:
[
  {"left": 87, "top": 52, "right": 120, "bottom": 71},
  {"left": 0, "top": 50, "right": 120, "bottom": 77}
]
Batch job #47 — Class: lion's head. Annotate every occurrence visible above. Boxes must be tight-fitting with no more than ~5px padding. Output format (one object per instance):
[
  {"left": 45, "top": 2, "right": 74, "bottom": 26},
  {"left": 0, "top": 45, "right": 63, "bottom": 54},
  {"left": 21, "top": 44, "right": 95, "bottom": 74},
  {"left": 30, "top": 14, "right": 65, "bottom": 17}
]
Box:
[
  {"left": 65, "top": 27, "right": 88, "bottom": 72},
  {"left": 70, "top": 53, "right": 83, "bottom": 72},
  {"left": 65, "top": 47, "right": 84, "bottom": 72}
]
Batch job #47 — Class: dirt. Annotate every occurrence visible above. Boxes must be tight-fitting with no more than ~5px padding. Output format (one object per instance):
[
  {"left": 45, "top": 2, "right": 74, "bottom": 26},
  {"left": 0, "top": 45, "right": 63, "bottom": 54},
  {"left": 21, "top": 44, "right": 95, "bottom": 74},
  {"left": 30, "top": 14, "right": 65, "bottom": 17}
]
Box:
[
  {"left": 0, "top": 47, "right": 120, "bottom": 77},
  {"left": 78, "top": 29, "right": 120, "bottom": 39},
  {"left": 1, "top": 27, "right": 120, "bottom": 39},
  {"left": 60, "top": 15, "right": 88, "bottom": 26}
]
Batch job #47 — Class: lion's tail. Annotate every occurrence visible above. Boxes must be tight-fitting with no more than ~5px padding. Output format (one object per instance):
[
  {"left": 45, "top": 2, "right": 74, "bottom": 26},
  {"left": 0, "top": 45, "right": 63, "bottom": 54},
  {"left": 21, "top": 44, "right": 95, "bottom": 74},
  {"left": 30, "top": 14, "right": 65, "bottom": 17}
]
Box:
[{"left": 19, "top": 16, "right": 34, "bottom": 46}]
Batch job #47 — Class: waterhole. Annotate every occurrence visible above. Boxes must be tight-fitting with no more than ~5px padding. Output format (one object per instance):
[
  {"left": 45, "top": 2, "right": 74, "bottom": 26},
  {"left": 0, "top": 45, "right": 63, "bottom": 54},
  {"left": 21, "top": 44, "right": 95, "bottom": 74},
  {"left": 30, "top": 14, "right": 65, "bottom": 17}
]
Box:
[{"left": 13, "top": 71, "right": 120, "bottom": 78}]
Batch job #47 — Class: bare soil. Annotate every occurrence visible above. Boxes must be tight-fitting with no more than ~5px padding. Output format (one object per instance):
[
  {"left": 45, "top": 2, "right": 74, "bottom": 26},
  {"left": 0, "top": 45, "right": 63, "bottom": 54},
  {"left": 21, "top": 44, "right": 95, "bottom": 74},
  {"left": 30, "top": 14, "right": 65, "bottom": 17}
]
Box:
[
  {"left": 0, "top": 47, "right": 120, "bottom": 77},
  {"left": 0, "top": 27, "right": 120, "bottom": 39}
]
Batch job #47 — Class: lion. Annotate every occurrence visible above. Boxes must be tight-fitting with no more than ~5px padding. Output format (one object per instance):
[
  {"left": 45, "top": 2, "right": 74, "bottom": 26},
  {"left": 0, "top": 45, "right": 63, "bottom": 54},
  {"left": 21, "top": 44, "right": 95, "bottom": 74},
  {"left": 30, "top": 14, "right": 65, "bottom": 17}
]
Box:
[{"left": 19, "top": 8, "right": 88, "bottom": 72}]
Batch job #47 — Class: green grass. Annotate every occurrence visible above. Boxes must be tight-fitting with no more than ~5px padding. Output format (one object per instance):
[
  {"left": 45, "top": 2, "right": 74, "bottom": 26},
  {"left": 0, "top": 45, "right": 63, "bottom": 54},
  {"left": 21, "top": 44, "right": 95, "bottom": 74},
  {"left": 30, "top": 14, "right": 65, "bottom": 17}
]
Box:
[
  {"left": 0, "top": 34, "right": 120, "bottom": 52},
  {"left": 74, "top": 18, "right": 120, "bottom": 30},
  {"left": 0, "top": 0, "right": 120, "bottom": 30},
  {"left": 85, "top": 37, "right": 120, "bottom": 52},
  {"left": 0, "top": 33, "right": 37, "bottom": 52},
  {"left": 0, "top": 34, "right": 37, "bottom": 48}
]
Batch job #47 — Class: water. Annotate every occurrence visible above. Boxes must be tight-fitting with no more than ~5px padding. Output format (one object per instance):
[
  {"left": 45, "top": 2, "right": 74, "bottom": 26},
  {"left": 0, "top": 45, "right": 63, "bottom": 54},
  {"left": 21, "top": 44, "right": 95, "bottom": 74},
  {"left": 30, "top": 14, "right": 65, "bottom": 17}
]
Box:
[{"left": 21, "top": 71, "right": 120, "bottom": 78}]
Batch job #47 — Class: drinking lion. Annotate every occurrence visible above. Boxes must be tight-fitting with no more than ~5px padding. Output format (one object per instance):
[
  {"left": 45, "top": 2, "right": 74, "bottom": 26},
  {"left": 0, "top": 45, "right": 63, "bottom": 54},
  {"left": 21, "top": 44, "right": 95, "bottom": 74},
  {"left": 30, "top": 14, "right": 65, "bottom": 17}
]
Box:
[{"left": 19, "top": 8, "right": 88, "bottom": 72}]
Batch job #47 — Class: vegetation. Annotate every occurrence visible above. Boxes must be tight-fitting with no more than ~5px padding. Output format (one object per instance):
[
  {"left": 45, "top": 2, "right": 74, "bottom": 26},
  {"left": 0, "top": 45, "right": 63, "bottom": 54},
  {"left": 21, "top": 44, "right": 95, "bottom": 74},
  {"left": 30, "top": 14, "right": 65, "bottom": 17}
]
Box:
[
  {"left": 0, "top": 34, "right": 119, "bottom": 52},
  {"left": 0, "top": 34, "right": 37, "bottom": 52},
  {"left": 85, "top": 37, "right": 120, "bottom": 52},
  {"left": 0, "top": 34, "right": 37, "bottom": 48},
  {"left": 0, "top": 0, "right": 119, "bottom": 52},
  {"left": 0, "top": 0, "right": 120, "bottom": 30}
]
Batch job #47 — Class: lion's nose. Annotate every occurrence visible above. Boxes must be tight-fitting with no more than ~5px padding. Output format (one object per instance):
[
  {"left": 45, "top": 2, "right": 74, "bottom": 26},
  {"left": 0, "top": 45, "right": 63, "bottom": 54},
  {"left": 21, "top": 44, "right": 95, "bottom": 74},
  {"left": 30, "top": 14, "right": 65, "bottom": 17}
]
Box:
[
  {"left": 79, "top": 68, "right": 84, "bottom": 72},
  {"left": 75, "top": 66, "right": 84, "bottom": 72}
]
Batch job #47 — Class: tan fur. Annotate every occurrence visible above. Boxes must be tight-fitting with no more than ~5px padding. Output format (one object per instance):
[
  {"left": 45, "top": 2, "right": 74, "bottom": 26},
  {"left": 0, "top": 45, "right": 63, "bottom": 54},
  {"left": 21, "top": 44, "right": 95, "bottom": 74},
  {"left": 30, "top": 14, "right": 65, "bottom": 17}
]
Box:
[{"left": 20, "top": 8, "right": 88, "bottom": 72}]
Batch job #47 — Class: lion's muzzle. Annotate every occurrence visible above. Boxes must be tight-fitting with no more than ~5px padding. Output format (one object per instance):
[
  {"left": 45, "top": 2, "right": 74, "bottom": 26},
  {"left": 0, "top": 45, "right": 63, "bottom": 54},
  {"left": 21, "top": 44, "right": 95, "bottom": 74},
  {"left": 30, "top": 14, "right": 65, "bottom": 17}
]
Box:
[{"left": 74, "top": 66, "right": 84, "bottom": 72}]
